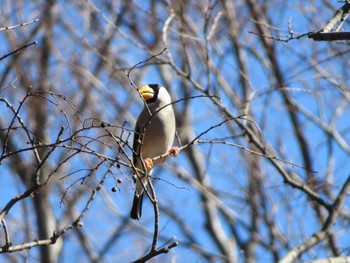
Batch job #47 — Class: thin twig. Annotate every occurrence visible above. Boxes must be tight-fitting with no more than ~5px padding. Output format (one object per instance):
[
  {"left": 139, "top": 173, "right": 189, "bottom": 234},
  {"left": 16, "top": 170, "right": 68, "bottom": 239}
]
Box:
[
  {"left": 1, "top": 219, "right": 11, "bottom": 248},
  {"left": 0, "top": 41, "right": 38, "bottom": 61},
  {"left": 196, "top": 139, "right": 318, "bottom": 174},
  {"left": 0, "top": 18, "right": 39, "bottom": 31},
  {"left": 148, "top": 180, "right": 160, "bottom": 251},
  {"left": 0, "top": 184, "right": 41, "bottom": 222},
  {"left": 124, "top": 46, "right": 169, "bottom": 116},
  {"left": 132, "top": 241, "right": 179, "bottom": 263},
  {"left": 0, "top": 92, "right": 41, "bottom": 163},
  {"left": 126, "top": 47, "right": 168, "bottom": 78},
  {"left": 279, "top": 174, "right": 350, "bottom": 263},
  {"left": 248, "top": 30, "right": 311, "bottom": 43},
  {"left": 152, "top": 114, "right": 245, "bottom": 162}
]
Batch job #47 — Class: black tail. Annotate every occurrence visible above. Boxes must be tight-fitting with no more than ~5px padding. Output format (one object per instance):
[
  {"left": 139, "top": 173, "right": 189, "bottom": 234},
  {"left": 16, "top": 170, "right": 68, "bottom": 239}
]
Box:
[{"left": 130, "top": 192, "right": 144, "bottom": 220}]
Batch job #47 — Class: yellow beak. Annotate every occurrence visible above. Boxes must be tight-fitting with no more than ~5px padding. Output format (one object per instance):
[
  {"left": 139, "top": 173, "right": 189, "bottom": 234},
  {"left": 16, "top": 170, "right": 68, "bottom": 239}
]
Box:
[{"left": 139, "top": 85, "right": 154, "bottom": 101}]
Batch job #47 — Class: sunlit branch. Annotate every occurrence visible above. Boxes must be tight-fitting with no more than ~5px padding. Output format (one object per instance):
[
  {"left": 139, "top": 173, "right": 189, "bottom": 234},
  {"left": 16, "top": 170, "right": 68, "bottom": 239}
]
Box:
[
  {"left": 279, "top": 174, "right": 350, "bottom": 263},
  {"left": 0, "top": 18, "right": 39, "bottom": 31}
]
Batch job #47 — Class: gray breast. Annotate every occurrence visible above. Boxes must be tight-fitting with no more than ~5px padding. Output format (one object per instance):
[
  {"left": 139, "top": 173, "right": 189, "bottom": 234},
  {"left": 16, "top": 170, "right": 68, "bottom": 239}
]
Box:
[{"left": 137, "top": 106, "right": 175, "bottom": 167}]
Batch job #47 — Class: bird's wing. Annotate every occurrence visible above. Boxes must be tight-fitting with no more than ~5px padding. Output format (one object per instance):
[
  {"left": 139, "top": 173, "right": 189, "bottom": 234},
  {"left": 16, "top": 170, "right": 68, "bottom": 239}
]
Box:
[{"left": 132, "top": 123, "right": 141, "bottom": 170}]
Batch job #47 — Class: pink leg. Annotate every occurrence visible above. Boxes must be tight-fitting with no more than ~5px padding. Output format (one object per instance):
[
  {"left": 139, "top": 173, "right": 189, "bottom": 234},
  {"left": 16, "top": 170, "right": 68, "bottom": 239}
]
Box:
[
  {"left": 143, "top": 158, "right": 154, "bottom": 170},
  {"left": 169, "top": 146, "right": 180, "bottom": 157}
]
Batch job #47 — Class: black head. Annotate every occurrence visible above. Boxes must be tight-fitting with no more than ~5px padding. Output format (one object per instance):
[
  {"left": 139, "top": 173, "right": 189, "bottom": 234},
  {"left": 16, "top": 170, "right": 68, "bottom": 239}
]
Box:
[{"left": 146, "top": 84, "right": 160, "bottom": 103}]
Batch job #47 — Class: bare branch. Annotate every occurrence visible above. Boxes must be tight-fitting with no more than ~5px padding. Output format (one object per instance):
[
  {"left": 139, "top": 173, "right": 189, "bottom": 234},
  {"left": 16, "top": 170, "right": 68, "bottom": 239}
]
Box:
[
  {"left": 321, "top": 2, "right": 350, "bottom": 32},
  {"left": 0, "top": 41, "right": 37, "bottom": 61},
  {"left": 0, "top": 18, "right": 39, "bottom": 31},
  {"left": 279, "top": 174, "right": 350, "bottom": 263},
  {"left": 132, "top": 241, "right": 179, "bottom": 263}
]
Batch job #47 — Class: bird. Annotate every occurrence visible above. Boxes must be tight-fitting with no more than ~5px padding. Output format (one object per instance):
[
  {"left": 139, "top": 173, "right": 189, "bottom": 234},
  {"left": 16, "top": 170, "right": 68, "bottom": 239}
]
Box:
[{"left": 130, "top": 84, "right": 179, "bottom": 220}]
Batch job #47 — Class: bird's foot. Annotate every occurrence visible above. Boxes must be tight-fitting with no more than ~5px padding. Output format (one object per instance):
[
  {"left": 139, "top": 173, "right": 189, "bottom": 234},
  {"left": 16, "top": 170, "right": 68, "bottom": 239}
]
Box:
[
  {"left": 169, "top": 146, "right": 180, "bottom": 157},
  {"left": 143, "top": 158, "right": 154, "bottom": 170}
]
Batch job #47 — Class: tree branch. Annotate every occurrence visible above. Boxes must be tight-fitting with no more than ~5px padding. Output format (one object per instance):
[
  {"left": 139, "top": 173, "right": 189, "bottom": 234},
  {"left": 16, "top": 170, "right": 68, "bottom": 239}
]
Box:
[
  {"left": 0, "top": 41, "right": 37, "bottom": 61},
  {"left": 279, "top": 174, "right": 350, "bottom": 263}
]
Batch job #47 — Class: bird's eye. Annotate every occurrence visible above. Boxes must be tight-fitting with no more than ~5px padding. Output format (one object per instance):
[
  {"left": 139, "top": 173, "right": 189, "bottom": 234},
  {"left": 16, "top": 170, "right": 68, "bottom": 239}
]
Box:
[{"left": 148, "top": 84, "right": 160, "bottom": 92}]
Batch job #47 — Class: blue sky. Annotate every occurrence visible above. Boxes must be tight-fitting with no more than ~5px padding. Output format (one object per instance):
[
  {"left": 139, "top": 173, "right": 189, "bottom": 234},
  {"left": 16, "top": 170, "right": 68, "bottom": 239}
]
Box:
[{"left": 1, "top": 1, "right": 350, "bottom": 262}]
